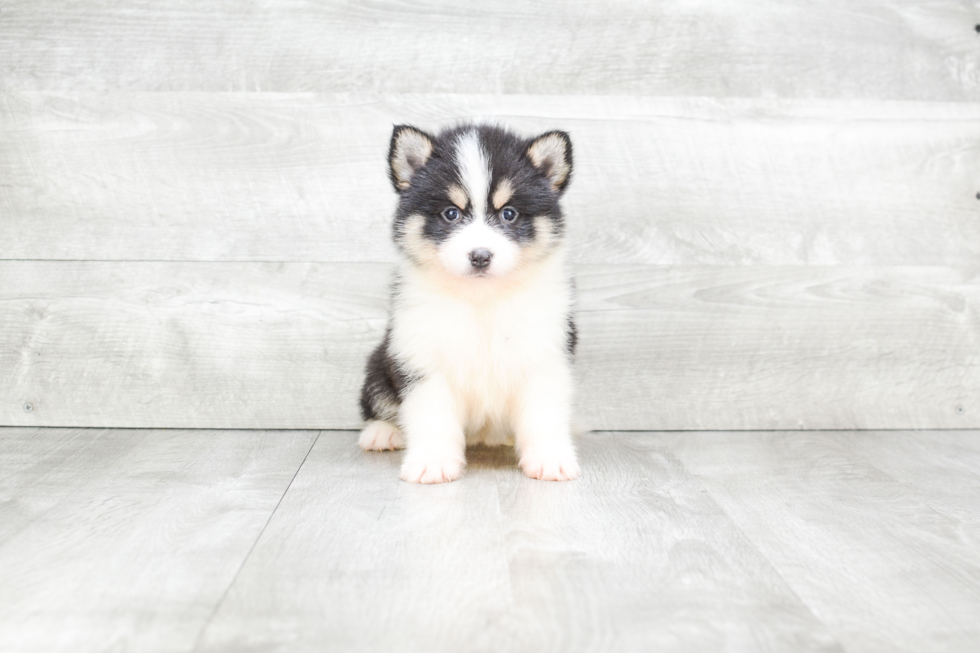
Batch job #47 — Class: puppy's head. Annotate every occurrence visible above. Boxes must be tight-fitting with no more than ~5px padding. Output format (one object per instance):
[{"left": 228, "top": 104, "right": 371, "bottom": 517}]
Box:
[{"left": 388, "top": 124, "right": 572, "bottom": 280}]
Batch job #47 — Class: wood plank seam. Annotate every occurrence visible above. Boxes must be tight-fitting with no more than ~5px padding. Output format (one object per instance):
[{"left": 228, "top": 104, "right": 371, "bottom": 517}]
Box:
[{"left": 190, "top": 430, "right": 322, "bottom": 652}]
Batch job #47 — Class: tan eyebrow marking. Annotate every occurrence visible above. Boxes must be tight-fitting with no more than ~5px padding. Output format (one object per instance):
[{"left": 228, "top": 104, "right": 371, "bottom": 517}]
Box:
[
  {"left": 492, "top": 178, "right": 514, "bottom": 210},
  {"left": 447, "top": 184, "right": 468, "bottom": 209}
]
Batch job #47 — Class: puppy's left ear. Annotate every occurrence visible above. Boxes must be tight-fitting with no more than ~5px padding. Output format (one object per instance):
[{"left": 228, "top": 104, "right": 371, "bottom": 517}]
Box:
[
  {"left": 527, "top": 130, "right": 573, "bottom": 193},
  {"left": 389, "top": 125, "right": 435, "bottom": 192}
]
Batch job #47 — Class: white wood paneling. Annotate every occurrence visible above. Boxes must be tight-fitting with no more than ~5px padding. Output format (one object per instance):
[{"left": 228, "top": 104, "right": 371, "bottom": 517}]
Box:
[
  {"left": 578, "top": 264, "right": 980, "bottom": 430},
  {"left": 0, "top": 261, "right": 385, "bottom": 429},
  {"left": 2, "top": 2, "right": 978, "bottom": 432},
  {"left": 2, "top": 261, "right": 976, "bottom": 430},
  {"left": 3, "top": 93, "right": 979, "bottom": 265},
  {"left": 1, "top": 1, "right": 978, "bottom": 100},
  {"left": 0, "top": 427, "right": 318, "bottom": 653}
]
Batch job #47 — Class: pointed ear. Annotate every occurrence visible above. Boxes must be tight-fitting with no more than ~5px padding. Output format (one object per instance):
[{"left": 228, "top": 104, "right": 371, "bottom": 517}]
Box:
[
  {"left": 527, "top": 130, "right": 573, "bottom": 193},
  {"left": 389, "top": 125, "right": 435, "bottom": 192}
]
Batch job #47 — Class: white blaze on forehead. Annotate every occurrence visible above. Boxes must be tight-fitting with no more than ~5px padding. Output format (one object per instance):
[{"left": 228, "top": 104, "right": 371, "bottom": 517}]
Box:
[{"left": 454, "top": 130, "right": 489, "bottom": 218}]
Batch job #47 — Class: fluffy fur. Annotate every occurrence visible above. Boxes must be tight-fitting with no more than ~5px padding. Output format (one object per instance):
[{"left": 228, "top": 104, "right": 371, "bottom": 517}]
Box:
[{"left": 359, "top": 123, "right": 579, "bottom": 484}]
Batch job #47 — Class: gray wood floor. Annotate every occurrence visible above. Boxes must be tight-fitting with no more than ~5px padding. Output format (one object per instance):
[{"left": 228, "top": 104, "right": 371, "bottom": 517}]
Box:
[{"left": 2, "top": 428, "right": 978, "bottom": 652}]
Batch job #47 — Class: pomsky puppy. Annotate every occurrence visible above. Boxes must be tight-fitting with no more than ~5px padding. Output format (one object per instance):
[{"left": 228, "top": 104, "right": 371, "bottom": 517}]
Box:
[{"left": 358, "top": 123, "right": 579, "bottom": 484}]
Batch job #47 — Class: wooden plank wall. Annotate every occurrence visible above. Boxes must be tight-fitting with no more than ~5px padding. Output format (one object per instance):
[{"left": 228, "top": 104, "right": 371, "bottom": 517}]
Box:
[{"left": 2, "top": 1, "right": 979, "bottom": 430}]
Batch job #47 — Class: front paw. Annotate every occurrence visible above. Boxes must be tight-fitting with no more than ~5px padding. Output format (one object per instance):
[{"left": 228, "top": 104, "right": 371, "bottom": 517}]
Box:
[
  {"left": 400, "top": 450, "right": 465, "bottom": 484},
  {"left": 519, "top": 444, "right": 580, "bottom": 481}
]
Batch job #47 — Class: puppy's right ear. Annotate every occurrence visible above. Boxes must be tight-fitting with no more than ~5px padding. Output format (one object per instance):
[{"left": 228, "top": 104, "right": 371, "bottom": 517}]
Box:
[{"left": 389, "top": 125, "right": 435, "bottom": 192}]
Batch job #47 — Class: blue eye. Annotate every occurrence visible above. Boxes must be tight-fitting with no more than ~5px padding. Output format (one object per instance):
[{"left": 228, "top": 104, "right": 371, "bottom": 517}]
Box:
[
  {"left": 501, "top": 207, "right": 518, "bottom": 222},
  {"left": 442, "top": 207, "right": 460, "bottom": 221}
]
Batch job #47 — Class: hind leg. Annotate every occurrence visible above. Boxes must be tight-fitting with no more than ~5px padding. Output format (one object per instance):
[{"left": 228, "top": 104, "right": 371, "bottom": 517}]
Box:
[
  {"left": 359, "top": 420, "right": 405, "bottom": 451},
  {"left": 359, "top": 334, "right": 408, "bottom": 451}
]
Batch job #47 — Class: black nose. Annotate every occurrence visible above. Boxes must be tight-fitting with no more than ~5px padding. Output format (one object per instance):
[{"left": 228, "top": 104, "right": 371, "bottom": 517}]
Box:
[{"left": 469, "top": 248, "right": 493, "bottom": 269}]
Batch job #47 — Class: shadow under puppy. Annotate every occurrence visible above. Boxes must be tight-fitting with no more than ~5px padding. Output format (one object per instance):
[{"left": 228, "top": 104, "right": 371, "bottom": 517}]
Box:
[{"left": 359, "top": 123, "right": 578, "bottom": 484}]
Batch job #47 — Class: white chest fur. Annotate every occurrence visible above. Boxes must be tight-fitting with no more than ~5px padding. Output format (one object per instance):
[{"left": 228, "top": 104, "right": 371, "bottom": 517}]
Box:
[{"left": 390, "top": 251, "right": 573, "bottom": 439}]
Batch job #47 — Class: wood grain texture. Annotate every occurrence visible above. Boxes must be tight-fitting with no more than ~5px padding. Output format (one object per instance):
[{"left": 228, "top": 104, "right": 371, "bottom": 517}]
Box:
[
  {"left": 1, "top": 1, "right": 978, "bottom": 100},
  {"left": 842, "top": 431, "right": 980, "bottom": 542},
  {"left": 3, "top": 92, "right": 979, "bottom": 266},
  {"left": 0, "top": 427, "right": 318, "bottom": 653},
  {"left": 195, "top": 431, "right": 843, "bottom": 653},
  {"left": 4, "top": 427, "right": 978, "bottom": 652},
  {"left": 0, "top": 261, "right": 385, "bottom": 429},
  {"left": 2, "top": 261, "right": 976, "bottom": 430},
  {"left": 577, "top": 264, "right": 980, "bottom": 430},
  {"left": 666, "top": 430, "right": 980, "bottom": 653}
]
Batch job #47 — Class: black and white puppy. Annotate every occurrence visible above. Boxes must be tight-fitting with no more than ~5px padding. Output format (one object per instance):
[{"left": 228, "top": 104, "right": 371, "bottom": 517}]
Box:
[{"left": 359, "top": 123, "right": 579, "bottom": 484}]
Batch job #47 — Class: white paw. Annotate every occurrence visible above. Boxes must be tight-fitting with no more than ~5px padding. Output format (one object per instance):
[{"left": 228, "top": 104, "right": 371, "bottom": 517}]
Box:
[
  {"left": 519, "top": 444, "right": 580, "bottom": 481},
  {"left": 359, "top": 420, "right": 405, "bottom": 451},
  {"left": 400, "top": 450, "right": 465, "bottom": 484}
]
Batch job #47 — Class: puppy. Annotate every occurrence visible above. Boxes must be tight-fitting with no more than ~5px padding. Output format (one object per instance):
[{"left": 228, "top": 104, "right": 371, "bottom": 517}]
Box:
[{"left": 358, "top": 123, "right": 579, "bottom": 484}]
